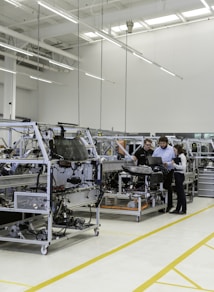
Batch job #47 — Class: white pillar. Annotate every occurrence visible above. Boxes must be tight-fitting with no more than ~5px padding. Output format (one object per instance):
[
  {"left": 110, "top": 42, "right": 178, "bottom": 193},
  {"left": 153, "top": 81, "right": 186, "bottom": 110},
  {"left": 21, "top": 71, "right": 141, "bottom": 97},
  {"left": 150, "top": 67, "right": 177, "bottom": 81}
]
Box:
[{"left": 3, "top": 56, "right": 16, "bottom": 120}]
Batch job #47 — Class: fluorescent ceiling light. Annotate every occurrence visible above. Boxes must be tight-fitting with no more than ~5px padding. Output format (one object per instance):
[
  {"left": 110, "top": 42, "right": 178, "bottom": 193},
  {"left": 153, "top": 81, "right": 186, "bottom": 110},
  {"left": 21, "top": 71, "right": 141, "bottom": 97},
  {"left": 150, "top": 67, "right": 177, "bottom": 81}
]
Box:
[
  {"left": 177, "top": 13, "right": 186, "bottom": 22},
  {"left": 145, "top": 14, "right": 179, "bottom": 25},
  {"left": 112, "top": 22, "right": 143, "bottom": 33},
  {"left": 182, "top": 8, "right": 211, "bottom": 18},
  {"left": 120, "top": 25, "right": 128, "bottom": 31},
  {"left": 111, "top": 24, "right": 127, "bottom": 32},
  {"left": 0, "top": 67, "right": 16, "bottom": 74},
  {"left": 0, "top": 42, "right": 33, "bottom": 56},
  {"left": 4, "top": 0, "right": 21, "bottom": 7},
  {"left": 84, "top": 32, "right": 98, "bottom": 38},
  {"left": 200, "top": 0, "right": 210, "bottom": 9},
  {"left": 49, "top": 60, "right": 74, "bottom": 70},
  {"left": 38, "top": 1, "right": 78, "bottom": 24},
  {"left": 85, "top": 73, "right": 104, "bottom": 81},
  {"left": 133, "top": 53, "right": 182, "bottom": 79},
  {"left": 102, "top": 29, "right": 109, "bottom": 34},
  {"left": 141, "top": 21, "right": 150, "bottom": 30},
  {"left": 134, "top": 22, "right": 143, "bottom": 29},
  {"left": 95, "top": 32, "right": 122, "bottom": 47},
  {"left": 133, "top": 52, "right": 153, "bottom": 64},
  {"left": 30, "top": 76, "right": 52, "bottom": 83},
  {"left": 160, "top": 67, "right": 176, "bottom": 77}
]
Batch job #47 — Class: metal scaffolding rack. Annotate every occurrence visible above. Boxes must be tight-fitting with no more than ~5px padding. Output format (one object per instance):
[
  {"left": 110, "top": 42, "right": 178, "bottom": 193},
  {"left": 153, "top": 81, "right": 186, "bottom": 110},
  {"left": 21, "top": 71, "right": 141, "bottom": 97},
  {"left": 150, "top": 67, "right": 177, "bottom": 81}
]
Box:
[{"left": 0, "top": 121, "right": 102, "bottom": 254}]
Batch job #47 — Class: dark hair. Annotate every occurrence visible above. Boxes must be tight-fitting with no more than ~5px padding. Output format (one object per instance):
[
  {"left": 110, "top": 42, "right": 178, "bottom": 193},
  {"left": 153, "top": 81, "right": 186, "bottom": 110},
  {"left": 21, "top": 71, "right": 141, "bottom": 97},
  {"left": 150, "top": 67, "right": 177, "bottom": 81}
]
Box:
[
  {"left": 159, "top": 136, "right": 168, "bottom": 143},
  {"left": 144, "top": 138, "right": 152, "bottom": 145},
  {"left": 174, "top": 144, "right": 184, "bottom": 155}
]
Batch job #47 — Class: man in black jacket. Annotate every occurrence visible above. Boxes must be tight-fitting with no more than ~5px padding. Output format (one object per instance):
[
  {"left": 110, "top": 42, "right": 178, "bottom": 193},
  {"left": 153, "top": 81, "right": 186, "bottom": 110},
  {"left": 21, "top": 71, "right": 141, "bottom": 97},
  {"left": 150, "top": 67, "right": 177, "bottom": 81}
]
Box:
[
  {"left": 132, "top": 138, "right": 154, "bottom": 191},
  {"left": 133, "top": 138, "right": 154, "bottom": 165}
]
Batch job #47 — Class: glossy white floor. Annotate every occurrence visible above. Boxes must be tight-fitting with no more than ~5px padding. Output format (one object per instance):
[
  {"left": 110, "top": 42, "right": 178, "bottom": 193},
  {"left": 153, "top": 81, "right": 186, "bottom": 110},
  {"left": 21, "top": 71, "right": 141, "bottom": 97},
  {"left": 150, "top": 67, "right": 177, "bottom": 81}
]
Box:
[{"left": 0, "top": 195, "right": 214, "bottom": 292}]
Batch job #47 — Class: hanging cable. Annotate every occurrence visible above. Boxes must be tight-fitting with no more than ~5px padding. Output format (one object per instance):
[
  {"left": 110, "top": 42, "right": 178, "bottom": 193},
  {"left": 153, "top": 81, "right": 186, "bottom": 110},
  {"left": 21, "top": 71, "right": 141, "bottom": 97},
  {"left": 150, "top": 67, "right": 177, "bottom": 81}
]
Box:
[
  {"left": 77, "top": 0, "right": 80, "bottom": 126},
  {"left": 124, "top": 30, "right": 128, "bottom": 134},
  {"left": 36, "top": 3, "right": 41, "bottom": 87},
  {"left": 99, "top": 0, "right": 104, "bottom": 130}
]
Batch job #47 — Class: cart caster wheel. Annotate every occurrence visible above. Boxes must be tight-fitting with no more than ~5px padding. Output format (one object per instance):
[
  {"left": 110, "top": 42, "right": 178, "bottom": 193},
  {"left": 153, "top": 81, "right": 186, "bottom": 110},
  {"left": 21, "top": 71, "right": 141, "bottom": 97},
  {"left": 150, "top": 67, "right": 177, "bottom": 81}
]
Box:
[
  {"left": 136, "top": 216, "right": 140, "bottom": 222},
  {"left": 94, "top": 228, "right": 99, "bottom": 236},
  {"left": 41, "top": 246, "right": 48, "bottom": 255}
]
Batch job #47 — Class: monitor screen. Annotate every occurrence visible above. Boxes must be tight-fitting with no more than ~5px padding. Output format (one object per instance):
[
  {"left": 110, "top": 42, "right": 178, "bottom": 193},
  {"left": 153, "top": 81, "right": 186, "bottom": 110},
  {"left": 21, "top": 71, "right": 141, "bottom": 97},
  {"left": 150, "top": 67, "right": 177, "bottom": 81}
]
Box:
[
  {"left": 54, "top": 137, "right": 88, "bottom": 161},
  {"left": 147, "top": 156, "right": 163, "bottom": 166}
]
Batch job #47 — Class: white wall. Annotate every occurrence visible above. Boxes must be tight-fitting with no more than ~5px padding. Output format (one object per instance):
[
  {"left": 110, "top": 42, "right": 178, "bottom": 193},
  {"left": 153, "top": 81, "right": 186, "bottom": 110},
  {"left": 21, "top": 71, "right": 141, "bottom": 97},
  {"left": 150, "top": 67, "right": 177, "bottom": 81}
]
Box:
[
  {"left": 32, "top": 19, "right": 214, "bottom": 133},
  {"left": 0, "top": 61, "right": 39, "bottom": 121},
  {"left": 15, "top": 87, "right": 37, "bottom": 120},
  {"left": 0, "top": 83, "right": 37, "bottom": 121},
  {"left": 32, "top": 71, "right": 79, "bottom": 125}
]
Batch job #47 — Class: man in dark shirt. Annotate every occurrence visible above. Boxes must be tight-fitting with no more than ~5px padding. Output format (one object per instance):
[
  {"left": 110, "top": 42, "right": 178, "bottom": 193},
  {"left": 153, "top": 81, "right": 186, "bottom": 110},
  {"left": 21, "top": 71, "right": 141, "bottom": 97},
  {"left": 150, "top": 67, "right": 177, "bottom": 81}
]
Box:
[
  {"left": 133, "top": 138, "right": 154, "bottom": 165},
  {"left": 132, "top": 138, "right": 154, "bottom": 191}
]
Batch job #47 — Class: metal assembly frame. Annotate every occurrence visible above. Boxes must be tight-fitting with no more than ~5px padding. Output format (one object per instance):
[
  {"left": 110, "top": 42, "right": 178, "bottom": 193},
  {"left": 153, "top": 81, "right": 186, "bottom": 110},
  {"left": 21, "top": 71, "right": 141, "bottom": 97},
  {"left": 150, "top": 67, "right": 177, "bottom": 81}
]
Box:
[{"left": 0, "top": 122, "right": 102, "bottom": 254}]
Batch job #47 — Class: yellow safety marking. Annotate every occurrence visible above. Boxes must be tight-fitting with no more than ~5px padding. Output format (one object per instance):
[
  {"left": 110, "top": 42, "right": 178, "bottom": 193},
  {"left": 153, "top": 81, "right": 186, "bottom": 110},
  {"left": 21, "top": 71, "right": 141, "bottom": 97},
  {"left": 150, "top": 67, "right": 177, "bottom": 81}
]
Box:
[
  {"left": 205, "top": 243, "right": 214, "bottom": 250},
  {"left": 173, "top": 267, "right": 202, "bottom": 289},
  {"left": 0, "top": 279, "right": 32, "bottom": 288},
  {"left": 133, "top": 232, "right": 214, "bottom": 292},
  {"left": 156, "top": 281, "right": 214, "bottom": 291},
  {"left": 25, "top": 204, "right": 214, "bottom": 292}
]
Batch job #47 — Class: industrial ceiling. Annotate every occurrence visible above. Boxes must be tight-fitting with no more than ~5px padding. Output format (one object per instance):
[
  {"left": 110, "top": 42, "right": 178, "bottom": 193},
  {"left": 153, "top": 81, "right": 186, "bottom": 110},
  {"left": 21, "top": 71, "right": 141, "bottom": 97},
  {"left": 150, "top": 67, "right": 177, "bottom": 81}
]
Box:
[{"left": 0, "top": 0, "right": 214, "bottom": 72}]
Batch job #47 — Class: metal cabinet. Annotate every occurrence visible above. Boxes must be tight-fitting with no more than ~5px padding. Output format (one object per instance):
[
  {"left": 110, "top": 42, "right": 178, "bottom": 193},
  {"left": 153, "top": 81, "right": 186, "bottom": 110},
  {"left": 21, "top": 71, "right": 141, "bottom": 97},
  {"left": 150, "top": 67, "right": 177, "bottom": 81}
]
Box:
[{"left": 198, "top": 167, "right": 214, "bottom": 197}]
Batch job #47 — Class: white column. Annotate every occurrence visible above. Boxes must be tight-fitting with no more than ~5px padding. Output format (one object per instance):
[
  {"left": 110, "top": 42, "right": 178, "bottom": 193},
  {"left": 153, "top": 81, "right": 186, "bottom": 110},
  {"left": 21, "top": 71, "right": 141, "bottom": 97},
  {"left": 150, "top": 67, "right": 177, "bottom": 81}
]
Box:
[{"left": 3, "top": 56, "right": 16, "bottom": 120}]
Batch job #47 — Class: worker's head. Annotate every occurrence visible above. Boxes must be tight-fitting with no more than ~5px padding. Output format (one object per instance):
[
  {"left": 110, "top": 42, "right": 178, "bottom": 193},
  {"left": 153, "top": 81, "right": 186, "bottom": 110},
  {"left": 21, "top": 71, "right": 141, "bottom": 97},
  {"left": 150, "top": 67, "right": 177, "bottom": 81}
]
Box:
[
  {"left": 173, "top": 144, "right": 184, "bottom": 156},
  {"left": 143, "top": 138, "right": 152, "bottom": 150},
  {"left": 158, "top": 136, "right": 168, "bottom": 149}
]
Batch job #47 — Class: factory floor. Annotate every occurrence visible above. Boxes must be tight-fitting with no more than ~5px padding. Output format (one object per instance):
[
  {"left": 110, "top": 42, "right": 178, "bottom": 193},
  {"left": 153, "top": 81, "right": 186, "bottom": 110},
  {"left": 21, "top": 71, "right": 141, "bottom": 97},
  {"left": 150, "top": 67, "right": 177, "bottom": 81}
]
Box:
[{"left": 0, "top": 195, "right": 214, "bottom": 292}]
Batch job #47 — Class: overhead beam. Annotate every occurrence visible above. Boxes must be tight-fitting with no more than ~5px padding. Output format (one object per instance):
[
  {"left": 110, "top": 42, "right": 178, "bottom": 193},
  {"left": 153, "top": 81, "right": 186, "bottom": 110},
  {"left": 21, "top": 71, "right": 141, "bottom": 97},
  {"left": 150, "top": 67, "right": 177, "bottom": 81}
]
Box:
[
  {"left": 30, "top": 0, "right": 199, "bottom": 40},
  {"left": 0, "top": 25, "right": 79, "bottom": 62}
]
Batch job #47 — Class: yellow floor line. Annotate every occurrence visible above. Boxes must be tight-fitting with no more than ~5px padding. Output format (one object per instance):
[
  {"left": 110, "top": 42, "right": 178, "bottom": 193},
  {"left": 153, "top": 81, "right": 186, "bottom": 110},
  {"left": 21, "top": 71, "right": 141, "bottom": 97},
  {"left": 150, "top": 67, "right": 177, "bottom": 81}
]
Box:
[
  {"left": 133, "top": 232, "right": 214, "bottom": 292},
  {"left": 173, "top": 267, "right": 202, "bottom": 289},
  {"left": 205, "top": 243, "right": 214, "bottom": 250},
  {"left": 156, "top": 281, "right": 214, "bottom": 291},
  {"left": 25, "top": 204, "right": 214, "bottom": 292},
  {"left": 0, "top": 279, "right": 32, "bottom": 288}
]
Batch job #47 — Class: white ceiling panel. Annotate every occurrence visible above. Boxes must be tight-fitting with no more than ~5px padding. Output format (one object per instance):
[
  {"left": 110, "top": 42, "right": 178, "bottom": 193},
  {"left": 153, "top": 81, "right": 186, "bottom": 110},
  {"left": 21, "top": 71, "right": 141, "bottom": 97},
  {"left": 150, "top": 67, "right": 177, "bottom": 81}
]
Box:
[{"left": 0, "top": 0, "right": 214, "bottom": 71}]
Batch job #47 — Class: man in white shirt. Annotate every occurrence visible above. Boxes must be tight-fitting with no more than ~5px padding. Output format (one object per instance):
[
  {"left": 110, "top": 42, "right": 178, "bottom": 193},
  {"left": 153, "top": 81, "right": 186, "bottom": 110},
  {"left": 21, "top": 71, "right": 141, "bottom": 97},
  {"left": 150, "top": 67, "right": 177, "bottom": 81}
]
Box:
[{"left": 152, "top": 136, "right": 175, "bottom": 212}]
